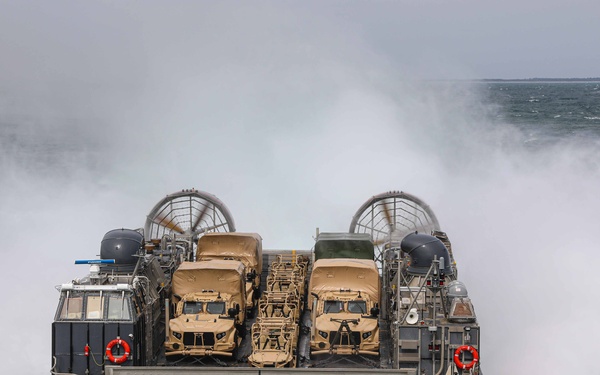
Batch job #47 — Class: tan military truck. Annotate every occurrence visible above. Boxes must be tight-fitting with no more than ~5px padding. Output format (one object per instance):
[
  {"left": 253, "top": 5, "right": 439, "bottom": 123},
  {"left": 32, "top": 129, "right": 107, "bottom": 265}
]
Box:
[
  {"left": 164, "top": 260, "right": 246, "bottom": 357},
  {"left": 308, "top": 233, "right": 380, "bottom": 356},
  {"left": 196, "top": 232, "right": 262, "bottom": 315}
]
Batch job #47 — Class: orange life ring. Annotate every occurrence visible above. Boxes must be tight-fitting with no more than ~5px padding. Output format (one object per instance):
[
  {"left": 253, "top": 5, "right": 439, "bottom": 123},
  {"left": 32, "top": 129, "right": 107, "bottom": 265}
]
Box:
[
  {"left": 453, "top": 345, "right": 479, "bottom": 370},
  {"left": 105, "top": 337, "right": 130, "bottom": 364}
]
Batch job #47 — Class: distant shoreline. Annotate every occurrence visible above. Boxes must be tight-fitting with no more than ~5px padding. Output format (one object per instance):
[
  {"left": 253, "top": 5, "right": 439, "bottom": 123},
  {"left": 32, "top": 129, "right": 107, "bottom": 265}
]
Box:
[{"left": 479, "top": 78, "right": 600, "bottom": 83}]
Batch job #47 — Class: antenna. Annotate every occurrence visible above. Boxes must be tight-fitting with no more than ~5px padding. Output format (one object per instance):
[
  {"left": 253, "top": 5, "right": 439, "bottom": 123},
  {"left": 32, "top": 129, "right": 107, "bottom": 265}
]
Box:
[{"left": 75, "top": 259, "right": 115, "bottom": 264}]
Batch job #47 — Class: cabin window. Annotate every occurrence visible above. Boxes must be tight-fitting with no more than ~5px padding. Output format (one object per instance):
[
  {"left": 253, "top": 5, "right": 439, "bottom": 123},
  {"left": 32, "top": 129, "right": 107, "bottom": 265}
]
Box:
[
  {"left": 59, "top": 295, "right": 83, "bottom": 320},
  {"left": 85, "top": 295, "right": 104, "bottom": 319},
  {"left": 107, "top": 295, "right": 131, "bottom": 320},
  {"left": 324, "top": 300, "right": 343, "bottom": 313},
  {"left": 206, "top": 302, "right": 225, "bottom": 314},
  {"left": 183, "top": 301, "right": 203, "bottom": 314},
  {"left": 348, "top": 301, "right": 367, "bottom": 314}
]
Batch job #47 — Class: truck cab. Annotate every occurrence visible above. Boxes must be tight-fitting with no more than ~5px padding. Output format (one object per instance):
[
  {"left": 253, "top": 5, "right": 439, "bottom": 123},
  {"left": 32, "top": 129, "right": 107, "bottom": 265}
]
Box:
[
  {"left": 308, "top": 233, "right": 381, "bottom": 357},
  {"left": 165, "top": 291, "right": 241, "bottom": 356},
  {"left": 164, "top": 260, "right": 246, "bottom": 357},
  {"left": 309, "top": 258, "right": 380, "bottom": 356},
  {"left": 196, "top": 232, "right": 263, "bottom": 315}
]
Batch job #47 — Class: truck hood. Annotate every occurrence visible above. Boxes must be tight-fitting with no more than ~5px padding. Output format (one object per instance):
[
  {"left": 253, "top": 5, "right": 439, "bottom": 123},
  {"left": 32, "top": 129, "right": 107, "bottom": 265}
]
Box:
[
  {"left": 169, "top": 315, "right": 235, "bottom": 333},
  {"left": 172, "top": 260, "right": 246, "bottom": 316},
  {"left": 314, "top": 313, "right": 378, "bottom": 332},
  {"left": 309, "top": 259, "right": 380, "bottom": 307}
]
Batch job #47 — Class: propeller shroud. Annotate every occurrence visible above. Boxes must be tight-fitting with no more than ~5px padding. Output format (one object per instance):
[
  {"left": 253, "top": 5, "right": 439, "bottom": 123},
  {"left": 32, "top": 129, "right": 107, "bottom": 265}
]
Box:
[
  {"left": 349, "top": 191, "right": 440, "bottom": 268},
  {"left": 144, "top": 189, "right": 236, "bottom": 243}
]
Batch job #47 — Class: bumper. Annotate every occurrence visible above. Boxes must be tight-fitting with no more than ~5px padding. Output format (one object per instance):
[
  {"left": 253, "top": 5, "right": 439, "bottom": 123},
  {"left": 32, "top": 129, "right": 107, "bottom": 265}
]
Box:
[
  {"left": 310, "top": 340, "right": 379, "bottom": 356},
  {"left": 310, "top": 348, "right": 379, "bottom": 356},
  {"left": 164, "top": 342, "right": 235, "bottom": 357}
]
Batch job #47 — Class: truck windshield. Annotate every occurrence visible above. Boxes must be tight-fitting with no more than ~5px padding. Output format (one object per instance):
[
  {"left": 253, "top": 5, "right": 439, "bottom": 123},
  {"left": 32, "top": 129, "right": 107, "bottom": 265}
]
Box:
[
  {"left": 206, "top": 302, "right": 226, "bottom": 314},
  {"left": 348, "top": 301, "right": 367, "bottom": 314},
  {"left": 324, "top": 300, "right": 343, "bottom": 313},
  {"left": 183, "top": 301, "right": 203, "bottom": 314}
]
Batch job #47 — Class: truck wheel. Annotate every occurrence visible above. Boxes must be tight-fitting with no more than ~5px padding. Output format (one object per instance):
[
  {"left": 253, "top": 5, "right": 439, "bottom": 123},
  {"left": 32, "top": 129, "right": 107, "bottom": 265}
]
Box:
[{"left": 237, "top": 323, "right": 247, "bottom": 337}]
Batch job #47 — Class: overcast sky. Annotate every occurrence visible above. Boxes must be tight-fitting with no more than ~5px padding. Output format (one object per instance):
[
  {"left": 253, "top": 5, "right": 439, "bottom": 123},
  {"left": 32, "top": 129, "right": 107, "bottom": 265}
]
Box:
[
  {"left": 1, "top": 1, "right": 600, "bottom": 374},
  {"left": 1, "top": 0, "right": 599, "bottom": 84}
]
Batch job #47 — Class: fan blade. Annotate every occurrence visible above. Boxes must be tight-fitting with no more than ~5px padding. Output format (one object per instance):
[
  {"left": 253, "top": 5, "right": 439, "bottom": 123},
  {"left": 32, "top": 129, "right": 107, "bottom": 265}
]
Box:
[
  {"left": 192, "top": 203, "right": 211, "bottom": 232},
  {"left": 196, "top": 222, "right": 228, "bottom": 234},
  {"left": 382, "top": 199, "right": 394, "bottom": 230},
  {"left": 154, "top": 212, "right": 185, "bottom": 234}
]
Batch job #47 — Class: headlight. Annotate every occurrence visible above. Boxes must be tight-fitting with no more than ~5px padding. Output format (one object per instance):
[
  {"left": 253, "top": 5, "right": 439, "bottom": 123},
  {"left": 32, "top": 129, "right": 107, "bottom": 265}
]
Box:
[
  {"left": 216, "top": 332, "right": 226, "bottom": 340},
  {"left": 362, "top": 331, "right": 372, "bottom": 340},
  {"left": 172, "top": 331, "right": 182, "bottom": 340},
  {"left": 318, "top": 330, "right": 328, "bottom": 339}
]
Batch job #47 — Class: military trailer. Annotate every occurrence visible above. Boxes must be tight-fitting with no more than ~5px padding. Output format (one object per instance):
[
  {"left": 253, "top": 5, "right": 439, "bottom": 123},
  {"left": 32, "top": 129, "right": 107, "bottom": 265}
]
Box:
[
  {"left": 164, "top": 260, "right": 246, "bottom": 357},
  {"left": 308, "top": 233, "right": 381, "bottom": 356},
  {"left": 248, "top": 317, "right": 299, "bottom": 368},
  {"left": 51, "top": 229, "right": 170, "bottom": 375},
  {"left": 196, "top": 232, "right": 263, "bottom": 315},
  {"left": 248, "top": 254, "right": 309, "bottom": 368}
]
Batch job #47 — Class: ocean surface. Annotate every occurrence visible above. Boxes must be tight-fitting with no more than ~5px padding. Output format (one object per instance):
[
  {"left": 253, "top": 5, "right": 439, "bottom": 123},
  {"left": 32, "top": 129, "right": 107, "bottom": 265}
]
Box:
[{"left": 482, "top": 81, "right": 600, "bottom": 145}]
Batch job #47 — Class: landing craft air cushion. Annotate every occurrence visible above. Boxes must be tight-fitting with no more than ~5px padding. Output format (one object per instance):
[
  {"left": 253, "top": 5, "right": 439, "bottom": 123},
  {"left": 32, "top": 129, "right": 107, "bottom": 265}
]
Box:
[{"left": 51, "top": 189, "right": 481, "bottom": 375}]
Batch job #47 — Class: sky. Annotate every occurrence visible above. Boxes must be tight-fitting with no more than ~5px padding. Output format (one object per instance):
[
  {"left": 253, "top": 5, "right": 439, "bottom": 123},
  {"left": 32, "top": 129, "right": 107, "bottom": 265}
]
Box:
[
  {"left": 1, "top": 1, "right": 600, "bottom": 374},
  {"left": 1, "top": 0, "right": 600, "bottom": 85}
]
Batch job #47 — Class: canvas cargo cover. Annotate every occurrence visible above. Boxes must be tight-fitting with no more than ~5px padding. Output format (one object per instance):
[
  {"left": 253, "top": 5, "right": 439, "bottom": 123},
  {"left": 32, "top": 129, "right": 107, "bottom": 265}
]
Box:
[
  {"left": 309, "top": 259, "right": 380, "bottom": 302},
  {"left": 196, "top": 232, "right": 262, "bottom": 275},
  {"left": 172, "top": 260, "right": 245, "bottom": 301},
  {"left": 314, "top": 232, "right": 374, "bottom": 261}
]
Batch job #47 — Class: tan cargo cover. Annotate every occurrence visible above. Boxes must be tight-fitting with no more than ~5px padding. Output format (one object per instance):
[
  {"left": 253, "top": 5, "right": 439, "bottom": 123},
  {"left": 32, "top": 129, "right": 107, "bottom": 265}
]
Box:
[
  {"left": 308, "top": 259, "right": 380, "bottom": 306},
  {"left": 196, "top": 232, "right": 263, "bottom": 276},
  {"left": 172, "top": 260, "right": 246, "bottom": 308}
]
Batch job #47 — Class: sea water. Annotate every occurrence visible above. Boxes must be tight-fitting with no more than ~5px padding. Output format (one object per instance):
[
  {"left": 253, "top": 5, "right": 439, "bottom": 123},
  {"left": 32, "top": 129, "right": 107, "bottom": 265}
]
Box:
[{"left": 483, "top": 81, "right": 600, "bottom": 145}]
